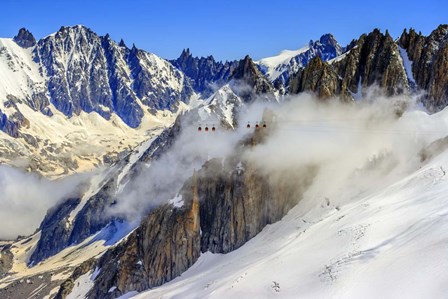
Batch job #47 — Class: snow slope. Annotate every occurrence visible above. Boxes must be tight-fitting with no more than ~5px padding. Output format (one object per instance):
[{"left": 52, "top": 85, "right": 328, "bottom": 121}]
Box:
[
  {"left": 133, "top": 151, "right": 448, "bottom": 299},
  {"left": 257, "top": 47, "right": 308, "bottom": 80},
  {"left": 398, "top": 46, "right": 416, "bottom": 85},
  {"left": 0, "top": 38, "right": 46, "bottom": 111}
]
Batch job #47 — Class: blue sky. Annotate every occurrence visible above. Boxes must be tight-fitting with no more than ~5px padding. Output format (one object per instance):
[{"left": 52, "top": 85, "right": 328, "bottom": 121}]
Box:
[{"left": 1, "top": 0, "right": 446, "bottom": 61}]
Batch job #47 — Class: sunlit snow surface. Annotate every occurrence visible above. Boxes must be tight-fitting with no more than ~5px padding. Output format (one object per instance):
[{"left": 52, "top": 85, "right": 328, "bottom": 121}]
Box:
[
  {"left": 256, "top": 47, "right": 309, "bottom": 81},
  {"left": 130, "top": 122, "right": 448, "bottom": 298}
]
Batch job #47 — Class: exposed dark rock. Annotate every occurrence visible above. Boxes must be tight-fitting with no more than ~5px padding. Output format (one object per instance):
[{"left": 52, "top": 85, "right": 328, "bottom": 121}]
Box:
[
  {"left": 230, "top": 55, "right": 275, "bottom": 102},
  {"left": 290, "top": 56, "right": 349, "bottom": 100},
  {"left": 118, "top": 38, "right": 127, "bottom": 48},
  {"left": 265, "top": 33, "right": 344, "bottom": 85},
  {"left": 289, "top": 28, "right": 409, "bottom": 100},
  {"left": 83, "top": 115, "right": 316, "bottom": 298},
  {"left": 0, "top": 245, "right": 13, "bottom": 278},
  {"left": 0, "top": 108, "right": 29, "bottom": 138},
  {"left": 398, "top": 25, "right": 448, "bottom": 111},
  {"left": 30, "top": 119, "right": 184, "bottom": 265},
  {"left": 67, "top": 182, "right": 117, "bottom": 245},
  {"left": 54, "top": 258, "right": 96, "bottom": 299},
  {"left": 29, "top": 172, "right": 118, "bottom": 265},
  {"left": 87, "top": 180, "right": 201, "bottom": 298},
  {"left": 29, "top": 198, "right": 80, "bottom": 265},
  {"left": 13, "top": 28, "right": 36, "bottom": 48},
  {"left": 127, "top": 46, "right": 194, "bottom": 112},
  {"left": 171, "top": 48, "right": 238, "bottom": 96},
  {"left": 30, "top": 25, "right": 192, "bottom": 128}
]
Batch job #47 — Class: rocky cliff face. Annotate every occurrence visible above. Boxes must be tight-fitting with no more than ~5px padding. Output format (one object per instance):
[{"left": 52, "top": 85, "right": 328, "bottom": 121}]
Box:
[
  {"left": 29, "top": 118, "right": 184, "bottom": 265},
  {"left": 398, "top": 25, "right": 448, "bottom": 111},
  {"left": 74, "top": 125, "right": 316, "bottom": 298},
  {"left": 13, "top": 28, "right": 36, "bottom": 48},
  {"left": 0, "top": 107, "right": 29, "bottom": 137},
  {"left": 28, "top": 197, "right": 81, "bottom": 266},
  {"left": 29, "top": 175, "right": 117, "bottom": 265},
  {"left": 87, "top": 179, "right": 201, "bottom": 298},
  {"left": 289, "top": 56, "right": 349, "bottom": 100},
  {"left": 32, "top": 25, "right": 193, "bottom": 128},
  {"left": 289, "top": 29, "right": 409, "bottom": 100},
  {"left": 171, "top": 48, "right": 238, "bottom": 96},
  {"left": 230, "top": 55, "right": 276, "bottom": 102}
]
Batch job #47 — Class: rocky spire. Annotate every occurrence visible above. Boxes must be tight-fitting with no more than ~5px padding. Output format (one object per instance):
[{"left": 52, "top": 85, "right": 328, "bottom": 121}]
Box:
[
  {"left": 398, "top": 24, "right": 448, "bottom": 111},
  {"left": 319, "top": 33, "right": 338, "bottom": 47},
  {"left": 118, "top": 38, "right": 127, "bottom": 48},
  {"left": 170, "top": 48, "right": 239, "bottom": 96},
  {"left": 13, "top": 28, "right": 36, "bottom": 48},
  {"left": 230, "top": 55, "right": 274, "bottom": 102}
]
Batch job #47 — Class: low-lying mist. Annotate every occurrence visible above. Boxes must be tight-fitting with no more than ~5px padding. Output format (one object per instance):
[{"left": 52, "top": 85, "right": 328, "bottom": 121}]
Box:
[
  {"left": 109, "top": 90, "right": 448, "bottom": 223},
  {"left": 108, "top": 117, "right": 244, "bottom": 219},
  {"left": 0, "top": 166, "right": 91, "bottom": 240},
  {"left": 3, "top": 89, "right": 448, "bottom": 240},
  {"left": 245, "top": 92, "right": 448, "bottom": 212}
]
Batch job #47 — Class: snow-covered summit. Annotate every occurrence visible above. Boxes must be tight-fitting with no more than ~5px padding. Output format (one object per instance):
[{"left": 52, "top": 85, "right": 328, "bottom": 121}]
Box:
[{"left": 257, "top": 33, "right": 343, "bottom": 83}]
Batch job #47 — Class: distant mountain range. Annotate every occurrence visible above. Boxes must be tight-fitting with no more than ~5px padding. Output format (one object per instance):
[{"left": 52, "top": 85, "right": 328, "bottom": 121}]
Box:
[
  {"left": 1, "top": 23, "right": 448, "bottom": 299},
  {"left": 2, "top": 24, "right": 448, "bottom": 136}
]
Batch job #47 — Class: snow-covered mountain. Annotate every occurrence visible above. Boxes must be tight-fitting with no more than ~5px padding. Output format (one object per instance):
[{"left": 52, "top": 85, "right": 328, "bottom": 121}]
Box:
[
  {"left": 2, "top": 23, "right": 448, "bottom": 299},
  {"left": 171, "top": 48, "right": 239, "bottom": 96},
  {"left": 136, "top": 144, "right": 448, "bottom": 299},
  {"left": 0, "top": 26, "right": 200, "bottom": 177},
  {"left": 257, "top": 33, "right": 343, "bottom": 84}
]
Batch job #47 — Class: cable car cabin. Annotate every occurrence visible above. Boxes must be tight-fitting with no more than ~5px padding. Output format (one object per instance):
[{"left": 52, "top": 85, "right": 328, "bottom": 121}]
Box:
[
  {"left": 212, "top": 126, "right": 216, "bottom": 132},
  {"left": 263, "top": 123, "right": 267, "bottom": 128},
  {"left": 198, "top": 126, "right": 202, "bottom": 132},
  {"left": 205, "top": 126, "right": 209, "bottom": 132},
  {"left": 255, "top": 123, "right": 259, "bottom": 129},
  {"left": 247, "top": 123, "right": 251, "bottom": 128}
]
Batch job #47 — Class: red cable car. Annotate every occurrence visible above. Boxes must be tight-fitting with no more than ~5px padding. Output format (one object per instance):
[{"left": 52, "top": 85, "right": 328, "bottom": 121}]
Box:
[
  {"left": 255, "top": 123, "right": 259, "bottom": 129},
  {"left": 205, "top": 126, "right": 209, "bottom": 132}
]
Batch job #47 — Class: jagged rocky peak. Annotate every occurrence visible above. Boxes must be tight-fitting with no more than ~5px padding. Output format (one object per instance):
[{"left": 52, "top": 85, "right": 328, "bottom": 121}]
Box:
[
  {"left": 53, "top": 24, "right": 95, "bottom": 41},
  {"left": 259, "top": 33, "right": 343, "bottom": 85},
  {"left": 230, "top": 55, "right": 275, "bottom": 102},
  {"left": 29, "top": 24, "right": 193, "bottom": 128},
  {"left": 319, "top": 33, "right": 339, "bottom": 47},
  {"left": 179, "top": 47, "right": 192, "bottom": 60},
  {"left": 13, "top": 27, "right": 36, "bottom": 48},
  {"left": 118, "top": 38, "right": 127, "bottom": 48},
  {"left": 171, "top": 48, "right": 238, "bottom": 95},
  {"left": 398, "top": 24, "right": 448, "bottom": 111},
  {"left": 289, "top": 28, "right": 408, "bottom": 100},
  {"left": 309, "top": 33, "right": 343, "bottom": 60},
  {"left": 231, "top": 55, "right": 260, "bottom": 81},
  {"left": 342, "top": 28, "right": 409, "bottom": 96},
  {"left": 289, "top": 56, "right": 348, "bottom": 100}
]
